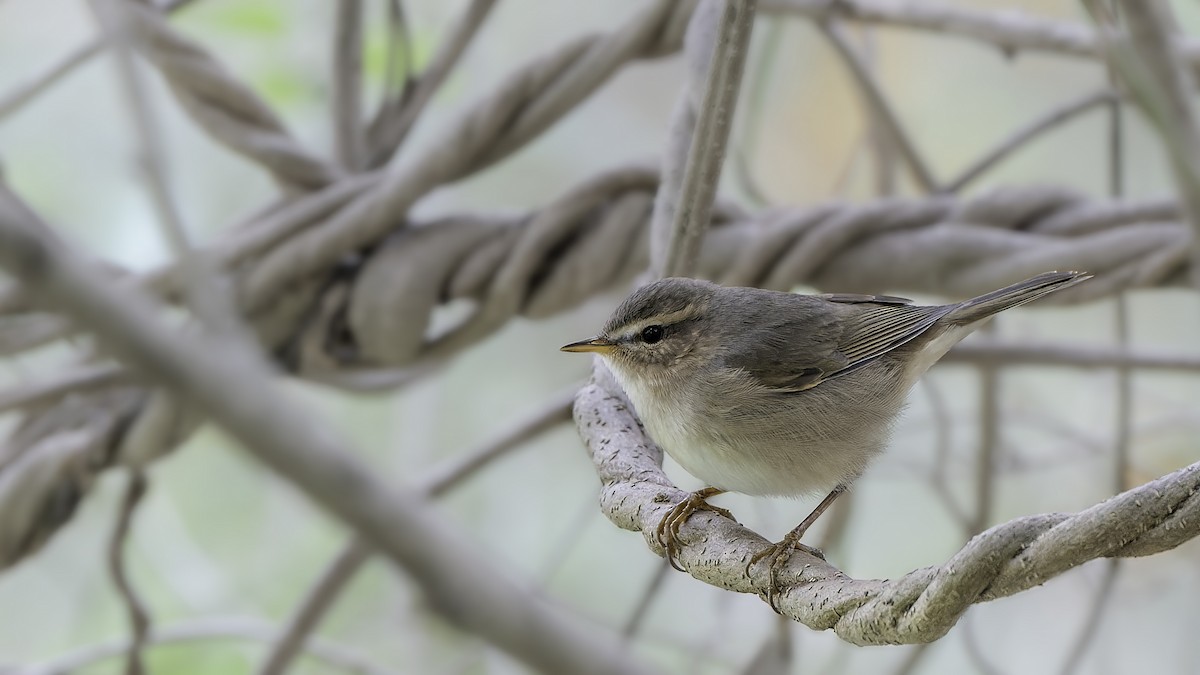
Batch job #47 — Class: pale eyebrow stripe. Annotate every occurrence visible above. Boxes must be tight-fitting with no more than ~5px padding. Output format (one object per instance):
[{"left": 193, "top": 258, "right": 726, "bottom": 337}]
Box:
[{"left": 617, "top": 307, "right": 700, "bottom": 338}]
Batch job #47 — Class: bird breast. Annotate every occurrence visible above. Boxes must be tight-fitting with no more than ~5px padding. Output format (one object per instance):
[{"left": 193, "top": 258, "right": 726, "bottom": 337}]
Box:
[{"left": 604, "top": 360, "right": 903, "bottom": 497}]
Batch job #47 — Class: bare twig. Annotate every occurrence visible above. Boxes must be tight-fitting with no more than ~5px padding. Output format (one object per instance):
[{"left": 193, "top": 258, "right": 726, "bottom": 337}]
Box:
[
  {"left": 0, "top": 363, "right": 127, "bottom": 414},
  {"left": 965, "top": 320, "right": 1006, "bottom": 672},
  {"left": 890, "top": 643, "right": 934, "bottom": 675},
  {"left": 257, "top": 542, "right": 370, "bottom": 675},
  {"left": 662, "top": 0, "right": 758, "bottom": 278},
  {"left": 259, "top": 388, "right": 577, "bottom": 675},
  {"left": 621, "top": 558, "right": 671, "bottom": 638},
  {"left": 0, "top": 188, "right": 652, "bottom": 675},
  {"left": 818, "top": 20, "right": 938, "bottom": 193},
  {"left": 367, "top": 0, "right": 499, "bottom": 167},
  {"left": 0, "top": 0, "right": 199, "bottom": 120},
  {"left": 731, "top": 18, "right": 783, "bottom": 207},
  {"left": 945, "top": 89, "right": 1117, "bottom": 192},
  {"left": 89, "top": 0, "right": 245, "bottom": 339},
  {"left": 332, "top": 0, "right": 366, "bottom": 169},
  {"left": 1059, "top": 87, "right": 1128, "bottom": 675},
  {"left": 942, "top": 340, "right": 1200, "bottom": 371},
  {"left": 1090, "top": 0, "right": 1200, "bottom": 287},
  {"left": 762, "top": 0, "right": 1200, "bottom": 72},
  {"left": 962, "top": 612, "right": 1005, "bottom": 675},
  {"left": 16, "top": 617, "right": 397, "bottom": 675},
  {"left": 970, "top": 325, "right": 1000, "bottom": 536},
  {"left": 921, "top": 377, "right": 971, "bottom": 531},
  {"left": 740, "top": 615, "right": 793, "bottom": 675},
  {"left": 106, "top": 471, "right": 150, "bottom": 675},
  {"left": 0, "top": 43, "right": 103, "bottom": 120}
]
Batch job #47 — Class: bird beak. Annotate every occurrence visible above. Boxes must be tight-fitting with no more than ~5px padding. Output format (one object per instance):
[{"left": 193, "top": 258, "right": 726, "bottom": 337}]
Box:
[{"left": 560, "top": 336, "right": 616, "bottom": 354}]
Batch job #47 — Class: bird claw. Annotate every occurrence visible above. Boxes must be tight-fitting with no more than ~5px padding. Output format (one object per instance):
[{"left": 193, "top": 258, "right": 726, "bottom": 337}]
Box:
[
  {"left": 746, "top": 533, "right": 825, "bottom": 612},
  {"left": 655, "top": 489, "right": 734, "bottom": 572}
]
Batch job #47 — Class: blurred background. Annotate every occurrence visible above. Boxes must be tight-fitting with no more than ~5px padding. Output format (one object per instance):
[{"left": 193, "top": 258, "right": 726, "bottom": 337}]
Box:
[{"left": 1, "top": 0, "right": 1199, "bottom": 673}]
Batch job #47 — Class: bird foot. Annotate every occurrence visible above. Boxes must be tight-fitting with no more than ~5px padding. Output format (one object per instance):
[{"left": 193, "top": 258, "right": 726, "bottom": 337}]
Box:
[
  {"left": 746, "top": 532, "right": 825, "bottom": 612},
  {"left": 655, "top": 488, "right": 733, "bottom": 572}
]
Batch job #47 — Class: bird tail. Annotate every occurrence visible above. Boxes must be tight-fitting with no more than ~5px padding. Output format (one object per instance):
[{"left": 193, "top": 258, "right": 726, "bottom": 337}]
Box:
[{"left": 944, "top": 270, "right": 1091, "bottom": 326}]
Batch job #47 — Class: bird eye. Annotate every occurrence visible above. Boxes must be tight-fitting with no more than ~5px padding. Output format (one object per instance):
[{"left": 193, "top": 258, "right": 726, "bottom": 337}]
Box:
[{"left": 641, "top": 325, "right": 664, "bottom": 344}]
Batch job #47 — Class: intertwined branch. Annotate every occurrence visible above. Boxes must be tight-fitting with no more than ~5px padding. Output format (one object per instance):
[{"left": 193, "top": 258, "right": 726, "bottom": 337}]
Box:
[
  {"left": 0, "top": 0, "right": 1198, "bottom": 671},
  {"left": 0, "top": 172, "right": 1188, "bottom": 569},
  {"left": 576, "top": 365, "right": 1200, "bottom": 645}
]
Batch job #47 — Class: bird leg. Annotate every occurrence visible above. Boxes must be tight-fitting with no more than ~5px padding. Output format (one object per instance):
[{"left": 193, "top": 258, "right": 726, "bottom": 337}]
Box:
[
  {"left": 747, "top": 484, "right": 847, "bottom": 610},
  {"left": 655, "top": 487, "right": 733, "bottom": 571}
]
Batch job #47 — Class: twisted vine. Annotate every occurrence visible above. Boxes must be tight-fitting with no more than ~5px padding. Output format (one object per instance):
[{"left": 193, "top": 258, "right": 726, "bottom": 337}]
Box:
[
  {"left": 0, "top": 167, "right": 1189, "bottom": 568},
  {"left": 576, "top": 365, "right": 1200, "bottom": 645}
]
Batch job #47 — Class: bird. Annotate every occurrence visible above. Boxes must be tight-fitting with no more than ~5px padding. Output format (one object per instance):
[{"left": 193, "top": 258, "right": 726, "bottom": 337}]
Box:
[{"left": 561, "top": 270, "right": 1090, "bottom": 601}]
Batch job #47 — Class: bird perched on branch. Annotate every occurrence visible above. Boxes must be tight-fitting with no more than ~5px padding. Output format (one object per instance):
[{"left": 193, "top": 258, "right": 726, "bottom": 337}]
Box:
[{"left": 562, "top": 270, "right": 1090, "bottom": 603}]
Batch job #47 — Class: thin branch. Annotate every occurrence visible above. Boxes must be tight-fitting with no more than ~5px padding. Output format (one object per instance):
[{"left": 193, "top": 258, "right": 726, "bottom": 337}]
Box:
[
  {"left": 259, "top": 388, "right": 577, "bottom": 675},
  {"left": 0, "top": 187, "right": 652, "bottom": 675},
  {"left": 731, "top": 17, "right": 784, "bottom": 207},
  {"left": 942, "top": 340, "right": 1200, "bottom": 371},
  {"left": 740, "top": 615, "right": 793, "bottom": 675},
  {"left": 0, "top": 43, "right": 103, "bottom": 120},
  {"left": 1091, "top": 0, "right": 1200, "bottom": 287},
  {"left": 662, "top": 0, "right": 758, "bottom": 278},
  {"left": 970, "top": 324, "right": 1000, "bottom": 538},
  {"left": 964, "top": 323, "right": 1006, "bottom": 672},
  {"left": 17, "top": 617, "right": 397, "bottom": 675},
  {"left": 890, "top": 643, "right": 934, "bottom": 675},
  {"left": 761, "top": 0, "right": 1200, "bottom": 72},
  {"left": 818, "top": 20, "right": 938, "bottom": 193},
  {"left": 257, "top": 542, "right": 370, "bottom": 675},
  {"left": 106, "top": 471, "right": 150, "bottom": 675},
  {"left": 89, "top": 0, "right": 244, "bottom": 337},
  {"left": 962, "top": 612, "right": 1005, "bottom": 675},
  {"left": 945, "top": 89, "right": 1117, "bottom": 192},
  {"left": 0, "top": 0, "right": 200, "bottom": 120},
  {"left": 362, "top": 0, "right": 413, "bottom": 164},
  {"left": 0, "top": 363, "right": 127, "bottom": 414},
  {"left": 366, "top": 0, "right": 499, "bottom": 167},
  {"left": 621, "top": 558, "right": 671, "bottom": 638},
  {"left": 921, "top": 377, "right": 971, "bottom": 531},
  {"left": 1059, "top": 87, "right": 1128, "bottom": 675},
  {"left": 535, "top": 492, "right": 601, "bottom": 587},
  {"left": 332, "top": 0, "right": 366, "bottom": 169}
]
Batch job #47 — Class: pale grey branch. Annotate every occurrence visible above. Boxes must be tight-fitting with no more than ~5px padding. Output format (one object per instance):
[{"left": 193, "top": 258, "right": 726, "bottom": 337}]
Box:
[
  {"left": 11, "top": 617, "right": 397, "bottom": 675},
  {"left": 576, "top": 363, "right": 1200, "bottom": 645},
  {"left": 259, "top": 388, "right": 575, "bottom": 675},
  {"left": 661, "top": 0, "right": 757, "bottom": 278},
  {"left": 0, "top": 187, "right": 653, "bottom": 675}
]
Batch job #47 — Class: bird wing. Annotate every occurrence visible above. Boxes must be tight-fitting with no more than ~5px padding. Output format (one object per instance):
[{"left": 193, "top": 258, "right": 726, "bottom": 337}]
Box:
[
  {"left": 724, "top": 294, "right": 950, "bottom": 393},
  {"left": 826, "top": 298, "right": 952, "bottom": 379}
]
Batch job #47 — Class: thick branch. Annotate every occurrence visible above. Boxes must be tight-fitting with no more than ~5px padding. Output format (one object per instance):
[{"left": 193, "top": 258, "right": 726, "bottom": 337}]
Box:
[
  {"left": 0, "top": 188, "right": 652, "bottom": 675},
  {"left": 576, "top": 363, "right": 1200, "bottom": 645}
]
